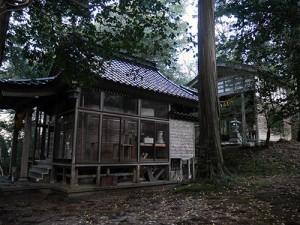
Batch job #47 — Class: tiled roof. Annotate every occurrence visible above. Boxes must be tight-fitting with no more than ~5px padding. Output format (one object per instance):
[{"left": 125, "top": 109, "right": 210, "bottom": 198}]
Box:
[
  {"left": 0, "top": 59, "right": 198, "bottom": 101},
  {"left": 102, "top": 59, "right": 198, "bottom": 101},
  {"left": 169, "top": 111, "right": 198, "bottom": 121},
  {"left": 0, "top": 76, "right": 57, "bottom": 86}
]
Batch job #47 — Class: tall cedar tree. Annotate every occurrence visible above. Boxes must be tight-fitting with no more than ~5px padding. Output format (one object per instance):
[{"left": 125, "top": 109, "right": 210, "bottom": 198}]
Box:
[{"left": 197, "top": 0, "right": 227, "bottom": 179}]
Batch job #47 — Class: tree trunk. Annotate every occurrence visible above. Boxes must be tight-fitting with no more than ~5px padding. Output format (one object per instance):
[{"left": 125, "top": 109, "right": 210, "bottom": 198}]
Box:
[
  {"left": 0, "top": 1, "right": 11, "bottom": 66},
  {"left": 266, "top": 126, "right": 271, "bottom": 148},
  {"left": 0, "top": 0, "right": 32, "bottom": 66},
  {"left": 297, "top": 122, "right": 300, "bottom": 142},
  {"left": 196, "top": 0, "right": 226, "bottom": 179},
  {"left": 290, "top": 0, "right": 300, "bottom": 141}
]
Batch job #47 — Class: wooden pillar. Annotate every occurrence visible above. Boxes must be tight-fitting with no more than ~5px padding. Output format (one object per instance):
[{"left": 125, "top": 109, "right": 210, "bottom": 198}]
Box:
[
  {"left": 20, "top": 108, "right": 32, "bottom": 178},
  {"left": 9, "top": 113, "right": 20, "bottom": 179},
  {"left": 96, "top": 165, "right": 101, "bottom": 185},
  {"left": 254, "top": 95, "right": 260, "bottom": 145},
  {"left": 187, "top": 159, "right": 191, "bottom": 179},
  {"left": 0, "top": 145, "right": 3, "bottom": 176},
  {"left": 70, "top": 88, "right": 80, "bottom": 188},
  {"left": 32, "top": 109, "right": 39, "bottom": 161},
  {"left": 136, "top": 165, "right": 140, "bottom": 182},
  {"left": 241, "top": 93, "right": 247, "bottom": 144},
  {"left": 40, "top": 112, "right": 47, "bottom": 159},
  {"left": 192, "top": 158, "right": 196, "bottom": 180}
]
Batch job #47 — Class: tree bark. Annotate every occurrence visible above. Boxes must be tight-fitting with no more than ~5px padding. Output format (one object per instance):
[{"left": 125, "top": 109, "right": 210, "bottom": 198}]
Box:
[
  {"left": 297, "top": 123, "right": 300, "bottom": 142},
  {"left": 290, "top": 0, "right": 300, "bottom": 141},
  {"left": 266, "top": 126, "right": 271, "bottom": 148},
  {"left": 0, "top": 0, "right": 33, "bottom": 66},
  {"left": 197, "top": 0, "right": 225, "bottom": 179},
  {"left": 0, "top": 1, "right": 10, "bottom": 66}
]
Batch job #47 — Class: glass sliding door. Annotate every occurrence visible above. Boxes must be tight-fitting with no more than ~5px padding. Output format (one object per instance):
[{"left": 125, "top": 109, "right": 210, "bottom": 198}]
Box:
[
  {"left": 101, "top": 117, "right": 120, "bottom": 162},
  {"left": 76, "top": 112, "right": 100, "bottom": 162},
  {"left": 54, "top": 113, "right": 74, "bottom": 161},
  {"left": 101, "top": 116, "right": 138, "bottom": 162},
  {"left": 140, "top": 121, "right": 169, "bottom": 162}
]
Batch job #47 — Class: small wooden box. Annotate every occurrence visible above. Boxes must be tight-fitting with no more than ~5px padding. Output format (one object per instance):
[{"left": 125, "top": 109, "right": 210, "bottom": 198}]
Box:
[{"left": 101, "top": 176, "right": 117, "bottom": 186}]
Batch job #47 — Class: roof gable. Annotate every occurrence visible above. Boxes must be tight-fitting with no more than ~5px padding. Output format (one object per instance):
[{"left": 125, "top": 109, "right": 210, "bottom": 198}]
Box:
[
  {"left": 101, "top": 59, "right": 198, "bottom": 101},
  {"left": 0, "top": 58, "right": 198, "bottom": 108}
]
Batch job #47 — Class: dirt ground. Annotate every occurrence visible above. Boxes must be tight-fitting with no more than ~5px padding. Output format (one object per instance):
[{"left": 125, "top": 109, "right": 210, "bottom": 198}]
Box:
[{"left": 0, "top": 142, "right": 299, "bottom": 225}]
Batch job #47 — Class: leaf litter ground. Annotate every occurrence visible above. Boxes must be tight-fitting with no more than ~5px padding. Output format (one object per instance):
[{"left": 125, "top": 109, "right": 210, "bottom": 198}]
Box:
[{"left": 0, "top": 141, "right": 299, "bottom": 225}]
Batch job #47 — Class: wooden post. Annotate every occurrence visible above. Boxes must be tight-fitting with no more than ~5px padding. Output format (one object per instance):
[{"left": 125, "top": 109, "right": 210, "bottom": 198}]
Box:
[
  {"left": 241, "top": 93, "right": 247, "bottom": 144},
  {"left": 32, "top": 109, "right": 39, "bottom": 161},
  {"left": 9, "top": 118, "right": 19, "bottom": 178},
  {"left": 20, "top": 108, "right": 32, "bottom": 178},
  {"left": 254, "top": 94, "right": 260, "bottom": 145},
  {"left": 0, "top": 145, "right": 3, "bottom": 176},
  {"left": 70, "top": 88, "right": 80, "bottom": 188},
  {"left": 40, "top": 112, "right": 47, "bottom": 159},
  {"left": 96, "top": 165, "right": 101, "bottom": 185}
]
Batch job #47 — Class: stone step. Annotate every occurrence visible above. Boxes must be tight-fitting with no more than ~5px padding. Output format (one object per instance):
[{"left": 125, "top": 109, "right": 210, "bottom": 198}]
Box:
[
  {"left": 30, "top": 166, "right": 49, "bottom": 175},
  {"left": 29, "top": 170, "right": 43, "bottom": 178},
  {"left": 28, "top": 159, "right": 52, "bottom": 182},
  {"left": 33, "top": 165, "right": 51, "bottom": 173}
]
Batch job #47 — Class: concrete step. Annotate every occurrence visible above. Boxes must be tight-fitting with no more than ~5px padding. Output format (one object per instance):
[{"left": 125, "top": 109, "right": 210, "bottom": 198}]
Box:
[
  {"left": 28, "top": 159, "right": 52, "bottom": 182},
  {"left": 33, "top": 165, "right": 51, "bottom": 173},
  {"left": 29, "top": 167, "right": 48, "bottom": 175}
]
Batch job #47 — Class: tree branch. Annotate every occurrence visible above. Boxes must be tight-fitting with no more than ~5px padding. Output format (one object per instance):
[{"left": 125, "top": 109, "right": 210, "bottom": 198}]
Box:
[{"left": 0, "top": 0, "right": 32, "bottom": 16}]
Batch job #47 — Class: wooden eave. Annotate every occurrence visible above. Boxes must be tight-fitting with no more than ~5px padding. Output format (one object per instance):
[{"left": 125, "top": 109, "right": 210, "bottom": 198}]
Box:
[
  {"left": 0, "top": 76, "right": 66, "bottom": 111},
  {"left": 96, "top": 77, "right": 198, "bottom": 107}
]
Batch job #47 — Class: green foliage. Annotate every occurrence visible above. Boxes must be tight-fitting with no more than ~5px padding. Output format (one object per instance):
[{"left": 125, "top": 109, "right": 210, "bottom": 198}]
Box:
[
  {"left": 173, "top": 182, "right": 219, "bottom": 193},
  {"left": 216, "top": 0, "right": 300, "bottom": 141},
  {"left": 1, "top": 0, "right": 191, "bottom": 85},
  {"left": 0, "top": 134, "right": 10, "bottom": 175},
  {"left": 222, "top": 143, "right": 300, "bottom": 176},
  {"left": 173, "top": 175, "right": 233, "bottom": 193}
]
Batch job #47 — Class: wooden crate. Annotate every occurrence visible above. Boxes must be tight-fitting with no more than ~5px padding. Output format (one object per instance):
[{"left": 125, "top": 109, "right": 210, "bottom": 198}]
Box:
[{"left": 101, "top": 176, "right": 117, "bottom": 186}]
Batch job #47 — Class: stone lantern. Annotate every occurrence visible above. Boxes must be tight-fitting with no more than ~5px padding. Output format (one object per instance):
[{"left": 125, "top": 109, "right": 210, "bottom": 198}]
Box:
[{"left": 229, "top": 118, "right": 242, "bottom": 143}]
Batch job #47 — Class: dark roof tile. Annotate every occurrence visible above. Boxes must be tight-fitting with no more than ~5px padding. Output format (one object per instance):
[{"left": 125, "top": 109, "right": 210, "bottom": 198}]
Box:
[
  {"left": 102, "top": 59, "right": 198, "bottom": 101},
  {"left": 0, "top": 59, "right": 198, "bottom": 102}
]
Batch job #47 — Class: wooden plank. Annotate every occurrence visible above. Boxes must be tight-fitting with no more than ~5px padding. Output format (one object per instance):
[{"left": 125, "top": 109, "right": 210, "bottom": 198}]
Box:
[
  {"left": 154, "top": 168, "right": 165, "bottom": 180},
  {"left": 146, "top": 168, "right": 154, "bottom": 181},
  {"left": 155, "top": 143, "right": 167, "bottom": 147},
  {"left": 140, "top": 143, "right": 153, "bottom": 147}
]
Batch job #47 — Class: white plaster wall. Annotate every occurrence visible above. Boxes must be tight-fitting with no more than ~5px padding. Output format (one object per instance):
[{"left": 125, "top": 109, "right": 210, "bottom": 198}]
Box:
[{"left": 170, "top": 119, "right": 195, "bottom": 159}]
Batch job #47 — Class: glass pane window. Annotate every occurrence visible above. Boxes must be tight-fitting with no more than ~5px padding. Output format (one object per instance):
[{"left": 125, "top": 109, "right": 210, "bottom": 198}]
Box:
[
  {"left": 101, "top": 117, "right": 120, "bottom": 162},
  {"left": 80, "top": 89, "right": 101, "bottom": 110},
  {"left": 76, "top": 113, "right": 100, "bottom": 162},
  {"left": 54, "top": 113, "right": 74, "bottom": 160},
  {"left": 141, "top": 100, "right": 168, "bottom": 118},
  {"left": 104, "top": 93, "right": 137, "bottom": 115},
  {"left": 101, "top": 117, "right": 138, "bottom": 162},
  {"left": 140, "top": 121, "right": 169, "bottom": 162},
  {"left": 120, "top": 119, "right": 138, "bottom": 161},
  {"left": 155, "top": 123, "right": 169, "bottom": 160}
]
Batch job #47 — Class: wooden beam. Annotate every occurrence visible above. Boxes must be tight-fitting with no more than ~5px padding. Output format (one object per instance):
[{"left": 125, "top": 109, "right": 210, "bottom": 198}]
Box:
[
  {"left": 241, "top": 93, "right": 247, "bottom": 143},
  {"left": 1, "top": 89, "right": 59, "bottom": 97}
]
